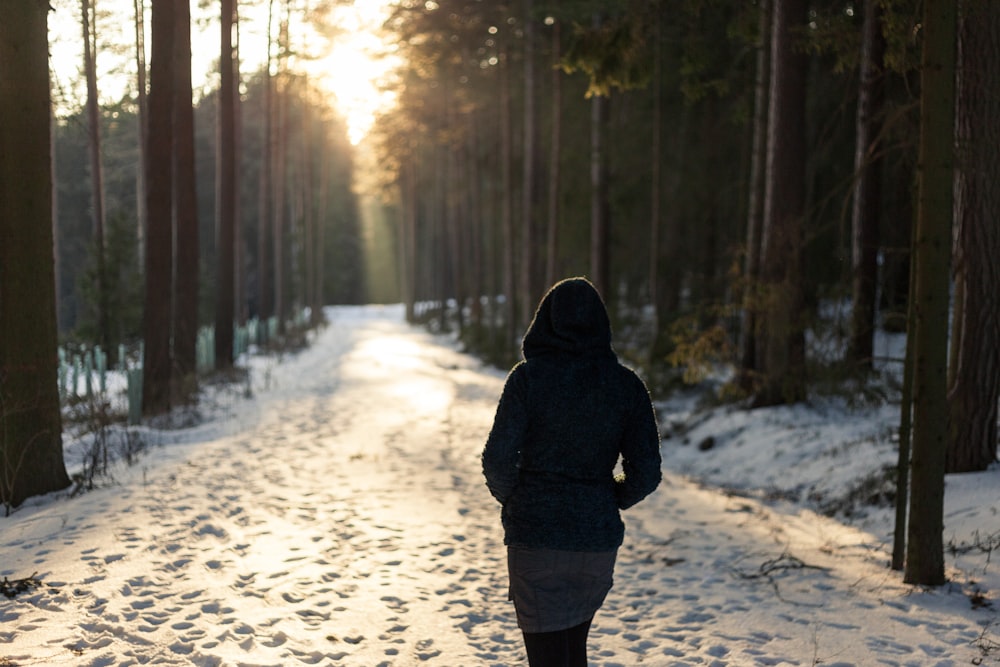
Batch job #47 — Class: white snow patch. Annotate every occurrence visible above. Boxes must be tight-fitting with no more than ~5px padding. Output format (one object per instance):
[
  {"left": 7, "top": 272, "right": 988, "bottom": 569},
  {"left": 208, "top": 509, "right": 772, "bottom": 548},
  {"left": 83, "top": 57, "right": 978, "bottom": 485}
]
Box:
[{"left": 2, "top": 304, "right": 998, "bottom": 666}]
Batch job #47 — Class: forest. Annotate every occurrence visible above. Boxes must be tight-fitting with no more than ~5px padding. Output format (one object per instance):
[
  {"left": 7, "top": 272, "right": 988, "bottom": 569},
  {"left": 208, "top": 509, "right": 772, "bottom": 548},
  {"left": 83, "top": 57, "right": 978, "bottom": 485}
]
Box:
[{"left": 1, "top": 0, "right": 998, "bottom": 589}]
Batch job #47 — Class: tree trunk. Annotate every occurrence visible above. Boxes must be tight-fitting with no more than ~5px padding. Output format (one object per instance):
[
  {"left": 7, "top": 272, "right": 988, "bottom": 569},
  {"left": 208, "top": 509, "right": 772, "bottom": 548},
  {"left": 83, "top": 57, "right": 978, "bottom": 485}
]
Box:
[
  {"left": 946, "top": 0, "right": 1000, "bottom": 473},
  {"left": 142, "top": 0, "right": 176, "bottom": 416},
  {"left": 753, "top": 0, "right": 808, "bottom": 407},
  {"left": 82, "top": 0, "right": 109, "bottom": 356},
  {"left": 272, "top": 10, "right": 290, "bottom": 334},
  {"left": 545, "top": 9, "right": 561, "bottom": 290},
  {"left": 465, "top": 110, "right": 484, "bottom": 335},
  {"left": 847, "top": 0, "right": 887, "bottom": 369},
  {"left": 947, "top": 264, "right": 964, "bottom": 392},
  {"left": 590, "top": 91, "right": 611, "bottom": 300},
  {"left": 304, "top": 107, "right": 317, "bottom": 325},
  {"left": 216, "top": 0, "right": 237, "bottom": 369},
  {"left": 519, "top": 0, "right": 538, "bottom": 329},
  {"left": 500, "top": 37, "right": 517, "bottom": 357},
  {"left": 173, "top": 0, "right": 200, "bottom": 386},
  {"left": 738, "top": 0, "right": 771, "bottom": 392},
  {"left": 257, "top": 0, "right": 275, "bottom": 331},
  {"left": 879, "top": 161, "right": 914, "bottom": 332},
  {"left": 313, "top": 119, "right": 328, "bottom": 325},
  {"left": 133, "top": 0, "right": 148, "bottom": 269},
  {"left": 52, "top": 102, "right": 62, "bottom": 332},
  {"left": 892, "top": 214, "right": 919, "bottom": 570},
  {"left": 430, "top": 143, "right": 446, "bottom": 328},
  {"left": 447, "top": 120, "right": 466, "bottom": 334},
  {"left": 648, "top": 11, "right": 662, "bottom": 344},
  {"left": 904, "top": 0, "right": 956, "bottom": 587},
  {"left": 233, "top": 7, "right": 245, "bottom": 326},
  {"left": 291, "top": 137, "right": 305, "bottom": 317},
  {"left": 401, "top": 159, "right": 417, "bottom": 322},
  {"left": 0, "top": 0, "right": 71, "bottom": 509}
]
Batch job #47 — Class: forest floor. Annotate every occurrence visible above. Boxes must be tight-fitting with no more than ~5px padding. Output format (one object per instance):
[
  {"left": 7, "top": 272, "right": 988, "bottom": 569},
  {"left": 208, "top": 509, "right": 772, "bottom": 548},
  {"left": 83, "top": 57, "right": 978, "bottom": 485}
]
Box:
[{"left": 2, "top": 304, "right": 999, "bottom": 666}]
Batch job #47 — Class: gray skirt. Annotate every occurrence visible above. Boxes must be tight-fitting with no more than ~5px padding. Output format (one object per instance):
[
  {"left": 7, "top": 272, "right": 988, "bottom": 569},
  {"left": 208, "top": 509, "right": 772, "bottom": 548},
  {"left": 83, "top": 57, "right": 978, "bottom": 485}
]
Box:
[{"left": 507, "top": 546, "right": 617, "bottom": 634}]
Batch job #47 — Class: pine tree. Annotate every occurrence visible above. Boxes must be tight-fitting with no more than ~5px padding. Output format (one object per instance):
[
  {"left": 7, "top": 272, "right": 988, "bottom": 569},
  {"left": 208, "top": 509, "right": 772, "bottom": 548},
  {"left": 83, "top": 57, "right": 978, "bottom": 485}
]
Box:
[
  {"left": 904, "top": 0, "right": 956, "bottom": 587},
  {"left": 0, "top": 0, "right": 71, "bottom": 509}
]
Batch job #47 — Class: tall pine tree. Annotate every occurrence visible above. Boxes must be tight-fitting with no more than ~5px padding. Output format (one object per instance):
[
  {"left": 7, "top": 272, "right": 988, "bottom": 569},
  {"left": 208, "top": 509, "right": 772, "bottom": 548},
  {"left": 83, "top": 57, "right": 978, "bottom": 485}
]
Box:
[
  {"left": 904, "top": 0, "right": 956, "bottom": 587},
  {"left": 0, "top": 0, "right": 71, "bottom": 509}
]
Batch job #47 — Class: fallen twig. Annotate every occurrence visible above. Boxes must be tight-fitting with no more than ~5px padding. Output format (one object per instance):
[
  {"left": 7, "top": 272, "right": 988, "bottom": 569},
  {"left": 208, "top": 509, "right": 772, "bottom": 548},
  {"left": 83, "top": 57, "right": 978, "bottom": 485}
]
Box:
[
  {"left": 972, "top": 620, "right": 1000, "bottom": 665},
  {"left": 738, "top": 552, "right": 830, "bottom": 579},
  {"left": 1, "top": 573, "right": 42, "bottom": 599},
  {"left": 733, "top": 552, "right": 831, "bottom": 607}
]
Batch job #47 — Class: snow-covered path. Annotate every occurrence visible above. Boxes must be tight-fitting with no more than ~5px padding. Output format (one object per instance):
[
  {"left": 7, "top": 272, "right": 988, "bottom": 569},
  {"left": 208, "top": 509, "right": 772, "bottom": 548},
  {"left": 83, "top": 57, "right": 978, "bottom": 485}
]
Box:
[{"left": 2, "top": 306, "right": 996, "bottom": 666}]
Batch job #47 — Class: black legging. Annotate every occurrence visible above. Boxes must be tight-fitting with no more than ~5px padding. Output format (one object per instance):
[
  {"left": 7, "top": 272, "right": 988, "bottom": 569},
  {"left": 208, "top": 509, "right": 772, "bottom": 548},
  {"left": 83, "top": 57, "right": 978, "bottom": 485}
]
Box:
[{"left": 522, "top": 618, "right": 593, "bottom": 667}]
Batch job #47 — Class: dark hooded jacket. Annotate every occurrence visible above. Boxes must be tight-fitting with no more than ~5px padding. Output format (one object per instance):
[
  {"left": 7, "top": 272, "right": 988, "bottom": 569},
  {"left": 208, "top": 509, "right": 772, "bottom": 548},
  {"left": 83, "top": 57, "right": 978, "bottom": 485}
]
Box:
[{"left": 482, "top": 278, "right": 662, "bottom": 552}]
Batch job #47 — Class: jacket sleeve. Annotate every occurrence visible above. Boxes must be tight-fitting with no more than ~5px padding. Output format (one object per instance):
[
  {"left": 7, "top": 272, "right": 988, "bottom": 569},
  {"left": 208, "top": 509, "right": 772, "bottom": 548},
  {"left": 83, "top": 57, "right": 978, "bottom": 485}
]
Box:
[
  {"left": 614, "top": 373, "right": 662, "bottom": 510},
  {"left": 482, "top": 366, "right": 528, "bottom": 504}
]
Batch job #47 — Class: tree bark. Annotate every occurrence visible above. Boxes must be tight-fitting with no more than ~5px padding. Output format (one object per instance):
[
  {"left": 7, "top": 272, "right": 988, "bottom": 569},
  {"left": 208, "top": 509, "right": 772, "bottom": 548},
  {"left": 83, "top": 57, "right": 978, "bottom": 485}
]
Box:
[
  {"left": 892, "top": 211, "right": 919, "bottom": 571},
  {"left": 648, "top": 11, "right": 662, "bottom": 343},
  {"left": 401, "top": 159, "right": 417, "bottom": 322},
  {"left": 133, "top": 0, "right": 148, "bottom": 269},
  {"left": 233, "top": 8, "right": 245, "bottom": 325},
  {"left": 590, "top": 91, "right": 611, "bottom": 300},
  {"left": 738, "top": 0, "right": 771, "bottom": 392},
  {"left": 446, "top": 105, "right": 466, "bottom": 334},
  {"left": 946, "top": 0, "right": 1000, "bottom": 473},
  {"left": 82, "top": 0, "right": 109, "bottom": 356},
  {"left": 464, "top": 109, "right": 484, "bottom": 335},
  {"left": 313, "top": 121, "right": 327, "bottom": 325},
  {"left": 904, "top": 0, "right": 956, "bottom": 587},
  {"left": 753, "top": 0, "right": 808, "bottom": 407},
  {"left": 216, "top": 0, "right": 237, "bottom": 369},
  {"left": 272, "top": 9, "right": 290, "bottom": 334},
  {"left": 173, "top": 0, "right": 200, "bottom": 385},
  {"left": 545, "top": 10, "right": 562, "bottom": 290},
  {"left": 0, "top": 0, "right": 71, "bottom": 509},
  {"left": 52, "top": 100, "right": 62, "bottom": 332},
  {"left": 142, "top": 0, "right": 176, "bottom": 416},
  {"left": 500, "top": 37, "right": 516, "bottom": 357},
  {"left": 519, "top": 0, "right": 538, "bottom": 329},
  {"left": 257, "top": 0, "right": 275, "bottom": 331},
  {"left": 847, "top": 0, "right": 887, "bottom": 369},
  {"left": 304, "top": 106, "right": 318, "bottom": 325},
  {"left": 588, "top": 9, "right": 612, "bottom": 302}
]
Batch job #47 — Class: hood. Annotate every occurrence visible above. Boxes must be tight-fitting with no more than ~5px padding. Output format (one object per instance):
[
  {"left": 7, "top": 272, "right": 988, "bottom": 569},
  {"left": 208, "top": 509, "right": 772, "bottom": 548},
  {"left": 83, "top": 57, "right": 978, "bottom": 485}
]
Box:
[{"left": 521, "top": 277, "right": 614, "bottom": 359}]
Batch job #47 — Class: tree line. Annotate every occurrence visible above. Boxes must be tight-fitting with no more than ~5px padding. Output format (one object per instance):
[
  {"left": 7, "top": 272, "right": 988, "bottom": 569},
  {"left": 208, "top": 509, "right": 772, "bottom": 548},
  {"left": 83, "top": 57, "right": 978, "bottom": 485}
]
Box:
[
  {"left": 370, "top": 0, "right": 999, "bottom": 587},
  {"left": 2, "top": 0, "right": 364, "bottom": 511},
  {"left": 1, "top": 0, "right": 997, "bottom": 587}
]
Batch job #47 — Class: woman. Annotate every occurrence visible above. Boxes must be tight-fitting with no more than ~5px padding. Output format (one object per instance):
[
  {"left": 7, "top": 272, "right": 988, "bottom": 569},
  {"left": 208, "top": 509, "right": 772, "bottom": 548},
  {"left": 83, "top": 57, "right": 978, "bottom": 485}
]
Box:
[{"left": 482, "top": 277, "right": 662, "bottom": 667}]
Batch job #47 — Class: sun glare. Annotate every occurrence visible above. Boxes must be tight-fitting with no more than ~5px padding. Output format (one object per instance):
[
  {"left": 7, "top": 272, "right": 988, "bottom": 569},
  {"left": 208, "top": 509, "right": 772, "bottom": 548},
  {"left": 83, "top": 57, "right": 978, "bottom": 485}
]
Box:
[
  {"left": 48, "top": 0, "right": 399, "bottom": 146},
  {"left": 309, "top": 2, "right": 400, "bottom": 146}
]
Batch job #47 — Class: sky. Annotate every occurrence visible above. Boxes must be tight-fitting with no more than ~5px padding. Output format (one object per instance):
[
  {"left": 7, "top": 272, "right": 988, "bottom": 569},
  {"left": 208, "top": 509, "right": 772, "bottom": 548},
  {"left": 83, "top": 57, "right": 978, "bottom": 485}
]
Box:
[
  {"left": 2, "top": 304, "right": 999, "bottom": 665},
  {"left": 47, "top": 0, "right": 400, "bottom": 145}
]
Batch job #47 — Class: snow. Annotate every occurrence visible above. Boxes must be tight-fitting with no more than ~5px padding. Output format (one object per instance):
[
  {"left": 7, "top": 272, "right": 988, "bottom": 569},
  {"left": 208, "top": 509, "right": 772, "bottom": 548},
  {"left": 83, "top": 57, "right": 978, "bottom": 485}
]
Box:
[{"left": 2, "top": 304, "right": 999, "bottom": 666}]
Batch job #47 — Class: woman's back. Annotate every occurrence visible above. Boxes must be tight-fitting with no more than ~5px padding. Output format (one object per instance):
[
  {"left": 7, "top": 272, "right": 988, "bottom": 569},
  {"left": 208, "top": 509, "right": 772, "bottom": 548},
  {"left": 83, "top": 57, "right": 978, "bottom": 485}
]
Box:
[{"left": 483, "top": 278, "right": 661, "bottom": 552}]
